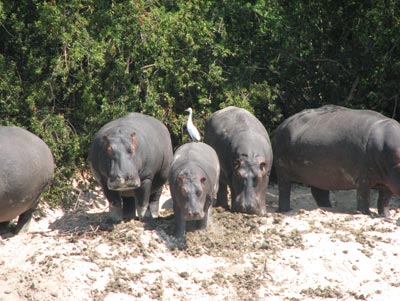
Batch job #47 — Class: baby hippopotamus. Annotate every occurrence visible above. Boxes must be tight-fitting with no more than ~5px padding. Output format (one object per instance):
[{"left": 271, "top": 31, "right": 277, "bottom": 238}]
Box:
[{"left": 168, "top": 142, "right": 220, "bottom": 238}]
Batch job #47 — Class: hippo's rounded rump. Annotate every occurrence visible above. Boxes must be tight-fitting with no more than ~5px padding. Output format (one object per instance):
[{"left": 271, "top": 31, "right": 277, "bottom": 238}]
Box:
[{"left": 0, "top": 126, "right": 54, "bottom": 224}]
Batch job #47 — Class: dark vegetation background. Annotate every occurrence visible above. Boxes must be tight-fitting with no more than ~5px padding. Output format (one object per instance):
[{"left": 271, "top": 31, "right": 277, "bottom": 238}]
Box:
[{"left": 0, "top": 0, "right": 399, "bottom": 206}]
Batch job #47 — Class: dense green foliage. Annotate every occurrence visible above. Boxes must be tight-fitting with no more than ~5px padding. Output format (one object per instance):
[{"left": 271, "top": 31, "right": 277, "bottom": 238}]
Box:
[{"left": 0, "top": 0, "right": 399, "bottom": 205}]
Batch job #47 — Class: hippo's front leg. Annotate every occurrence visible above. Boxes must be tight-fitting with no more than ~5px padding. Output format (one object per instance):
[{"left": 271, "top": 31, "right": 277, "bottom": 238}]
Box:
[
  {"left": 311, "top": 186, "right": 331, "bottom": 207},
  {"left": 216, "top": 180, "right": 229, "bottom": 210},
  {"left": 198, "top": 198, "right": 212, "bottom": 230},
  {"left": 377, "top": 188, "right": 392, "bottom": 218},
  {"left": 134, "top": 179, "right": 152, "bottom": 220},
  {"left": 173, "top": 202, "right": 186, "bottom": 238},
  {"left": 277, "top": 176, "right": 292, "bottom": 212},
  {"left": 356, "top": 178, "right": 371, "bottom": 215},
  {"left": 102, "top": 183, "right": 123, "bottom": 222},
  {"left": 149, "top": 187, "right": 162, "bottom": 218},
  {"left": 122, "top": 196, "right": 136, "bottom": 220}
]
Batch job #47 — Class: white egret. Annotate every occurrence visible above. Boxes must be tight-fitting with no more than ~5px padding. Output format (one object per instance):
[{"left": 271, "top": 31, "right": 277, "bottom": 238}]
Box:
[{"left": 185, "top": 107, "right": 201, "bottom": 141}]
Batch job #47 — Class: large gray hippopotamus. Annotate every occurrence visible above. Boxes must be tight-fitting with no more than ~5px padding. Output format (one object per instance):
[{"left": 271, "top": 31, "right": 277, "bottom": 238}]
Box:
[
  {"left": 273, "top": 105, "right": 400, "bottom": 217},
  {"left": 0, "top": 126, "right": 54, "bottom": 233},
  {"left": 168, "top": 142, "right": 220, "bottom": 238},
  {"left": 89, "top": 113, "right": 173, "bottom": 221},
  {"left": 204, "top": 106, "right": 273, "bottom": 215}
]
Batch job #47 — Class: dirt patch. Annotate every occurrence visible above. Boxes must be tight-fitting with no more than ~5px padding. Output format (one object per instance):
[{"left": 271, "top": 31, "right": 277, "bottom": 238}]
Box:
[{"left": 1, "top": 185, "right": 400, "bottom": 300}]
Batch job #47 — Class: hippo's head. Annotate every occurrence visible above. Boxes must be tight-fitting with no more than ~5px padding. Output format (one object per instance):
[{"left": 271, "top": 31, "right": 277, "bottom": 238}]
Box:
[
  {"left": 177, "top": 169, "right": 208, "bottom": 221},
  {"left": 231, "top": 156, "right": 269, "bottom": 215},
  {"left": 102, "top": 129, "right": 141, "bottom": 191}
]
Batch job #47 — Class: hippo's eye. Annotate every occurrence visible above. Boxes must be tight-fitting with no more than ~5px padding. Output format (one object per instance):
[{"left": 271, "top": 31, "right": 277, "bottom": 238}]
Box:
[
  {"left": 236, "top": 168, "right": 245, "bottom": 179},
  {"left": 180, "top": 187, "right": 188, "bottom": 197}
]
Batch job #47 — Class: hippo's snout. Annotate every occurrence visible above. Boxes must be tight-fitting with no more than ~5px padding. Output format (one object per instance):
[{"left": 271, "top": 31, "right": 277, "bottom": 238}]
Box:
[
  {"left": 108, "top": 175, "right": 141, "bottom": 191},
  {"left": 185, "top": 209, "right": 205, "bottom": 221},
  {"left": 233, "top": 195, "right": 266, "bottom": 215}
]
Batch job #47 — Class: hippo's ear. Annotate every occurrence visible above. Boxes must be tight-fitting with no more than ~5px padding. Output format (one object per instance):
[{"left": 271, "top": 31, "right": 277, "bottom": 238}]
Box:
[
  {"left": 130, "top": 132, "right": 137, "bottom": 154},
  {"left": 102, "top": 135, "right": 110, "bottom": 146},
  {"left": 260, "top": 162, "right": 266, "bottom": 172},
  {"left": 103, "top": 135, "right": 113, "bottom": 157},
  {"left": 200, "top": 177, "right": 206, "bottom": 185}
]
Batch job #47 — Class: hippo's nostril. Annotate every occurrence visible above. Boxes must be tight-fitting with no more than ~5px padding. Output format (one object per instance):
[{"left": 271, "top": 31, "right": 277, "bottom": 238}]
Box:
[{"left": 187, "top": 210, "right": 200, "bottom": 217}]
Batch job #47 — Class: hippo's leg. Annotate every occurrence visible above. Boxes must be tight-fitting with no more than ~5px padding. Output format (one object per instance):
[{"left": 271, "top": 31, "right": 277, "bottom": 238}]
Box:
[
  {"left": 311, "top": 187, "right": 332, "bottom": 207},
  {"left": 198, "top": 197, "right": 212, "bottom": 230},
  {"left": 377, "top": 188, "right": 392, "bottom": 218},
  {"left": 104, "top": 189, "right": 123, "bottom": 222},
  {"left": 216, "top": 180, "right": 229, "bottom": 210},
  {"left": 149, "top": 188, "right": 162, "bottom": 218},
  {"left": 15, "top": 185, "right": 47, "bottom": 234},
  {"left": 0, "top": 221, "right": 11, "bottom": 234},
  {"left": 103, "top": 184, "right": 123, "bottom": 222},
  {"left": 174, "top": 202, "right": 186, "bottom": 238},
  {"left": 0, "top": 221, "right": 10, "bottom": 227},
  {"left": 134, "top": 179, "right": 152, "bottom": 220},
  {"left": 356, "top": 178, "right": 371, "bottom": 215},
  {"left": 122, "top": 197, "right": 136, "bottom": 221},
  {"left": 15, "top": 208, "right": 35, "bottom": 234},
  {"left": 277, "top": 176, "right": 292, "bottom": 212}
]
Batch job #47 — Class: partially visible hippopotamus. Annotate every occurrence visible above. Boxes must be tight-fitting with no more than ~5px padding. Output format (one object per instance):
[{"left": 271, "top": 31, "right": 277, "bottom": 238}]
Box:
[
  {"left": 168, "top": 142, "right": 220, "bottom": 238},
  {"left": 273, "top": 105, "right": 400, "bottom": 217},
  {"left": 0, "top": 126, "right": 54, "bottom": 234},
  {"left": 89, "top": 113, "right": 173, "bottom": 221},
  {"left": 204, "top": 106, "right": 273, "bottom": 215}
]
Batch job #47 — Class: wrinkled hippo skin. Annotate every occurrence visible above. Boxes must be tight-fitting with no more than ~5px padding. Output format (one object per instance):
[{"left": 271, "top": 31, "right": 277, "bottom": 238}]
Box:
[
  {"left": 89, "top": 113, "right": 173, "bottom": 221},
  {"left": 273, "top": 105, "right": 400, "bottom": 217},
  {"left": 169, "top": 142, "right": 220, "bottom": 238},
  {"left": 0, "top": 126, "right": 54, "bottom": 234},
  {"left": 204, "top": 106, "right": 273, "bottom": 215}
]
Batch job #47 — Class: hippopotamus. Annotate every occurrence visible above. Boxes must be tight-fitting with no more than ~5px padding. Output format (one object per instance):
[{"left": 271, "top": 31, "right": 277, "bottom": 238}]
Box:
[
  {"left": 0, "top": 126, "right": 54, "bottom": 234},
  {"left": 273, "top": 105, "right": 400, "bottom": 217},
  {"left": 204, "top": 106, "right": 273, "bottom": 215},
  {"left": 168, "top": 142, "right": 220, "bottom": 237},
  {"left": 89, "top": 113, "right": 173, "bottom": 221}
]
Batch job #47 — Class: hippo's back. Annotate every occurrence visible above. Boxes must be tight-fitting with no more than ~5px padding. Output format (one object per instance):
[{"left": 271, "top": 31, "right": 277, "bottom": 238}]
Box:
[
  {"left": 0, "top": 126, "right": 54, "bottom": 222},
  {"left": 205, "top": 106, "right": 270, "bottom": 141},
  {"left": 170, "top": 143, "right": 219, "bottom": 180}
]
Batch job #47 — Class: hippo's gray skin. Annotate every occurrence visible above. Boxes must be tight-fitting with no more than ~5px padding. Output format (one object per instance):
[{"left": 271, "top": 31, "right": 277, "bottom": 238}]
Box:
[
  {"left": 89, "top": 113, "right": 173, "bottom": 221},
  {"left": 0, "top": 126, "right": 54, "bottom": 234},
  {"left": 168, "top": 142, "right": 220, "bottom": 238},
  {"left": 204, "top": 106, "right": 273, "bottom": 215},
  {"left": 273, "top": 105, "right": 400, "bottom": 217}
]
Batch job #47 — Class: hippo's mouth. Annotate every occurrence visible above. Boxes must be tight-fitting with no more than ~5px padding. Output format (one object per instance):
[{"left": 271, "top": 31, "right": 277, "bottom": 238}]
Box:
[
  {"left": 184, "top": 212, "right": 205, "bottom": 221},
  {"left": 107, "top": 178, "right": 141, "bottom": 191},
  {"left": 232, "top": 197, "right": 266, "bottom": 215}
]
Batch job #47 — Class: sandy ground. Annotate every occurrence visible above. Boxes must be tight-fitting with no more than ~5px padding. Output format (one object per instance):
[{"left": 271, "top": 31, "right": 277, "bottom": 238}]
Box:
[{"left": 1, "top": 184, "right": 400, "bottom": 301}]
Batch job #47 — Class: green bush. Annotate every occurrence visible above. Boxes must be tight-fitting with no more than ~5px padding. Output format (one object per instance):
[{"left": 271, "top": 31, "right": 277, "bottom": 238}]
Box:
[{"left": 0, "top": 0, "right": 398, "bottom": 207}]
